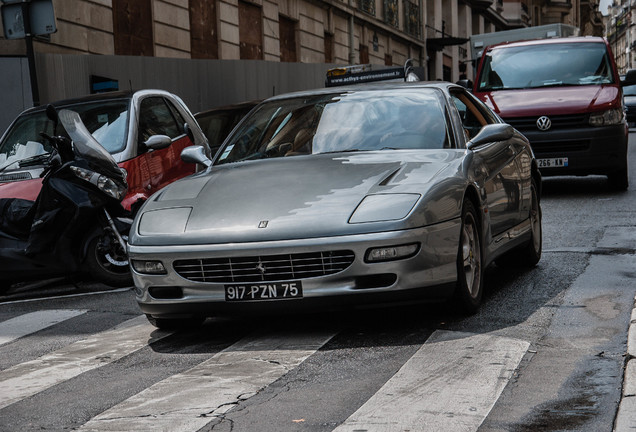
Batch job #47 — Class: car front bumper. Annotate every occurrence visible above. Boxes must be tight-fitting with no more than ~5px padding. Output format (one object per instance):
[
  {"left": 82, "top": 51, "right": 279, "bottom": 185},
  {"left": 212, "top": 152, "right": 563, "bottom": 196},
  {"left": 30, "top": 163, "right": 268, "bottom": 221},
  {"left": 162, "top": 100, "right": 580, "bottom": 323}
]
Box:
[
  {"left": 520, "top": 123, "right": 628, "bottom": 176},
  {"left": 128, "top": 220, "right": 461, "bottom": 318}
]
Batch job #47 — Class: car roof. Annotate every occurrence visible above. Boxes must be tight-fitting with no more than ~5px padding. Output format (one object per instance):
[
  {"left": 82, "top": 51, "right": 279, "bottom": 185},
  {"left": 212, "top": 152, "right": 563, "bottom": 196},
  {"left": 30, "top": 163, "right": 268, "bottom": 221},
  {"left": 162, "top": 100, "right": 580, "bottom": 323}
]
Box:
[
  {"left": 17, "top": 89, "right": 177, "bottom": 116},
  {"left": 264, "top": 81, "right": 461, "bottom": 102},
  {"left": 487, "top": 36, "right": 607, "bottom": 51}
]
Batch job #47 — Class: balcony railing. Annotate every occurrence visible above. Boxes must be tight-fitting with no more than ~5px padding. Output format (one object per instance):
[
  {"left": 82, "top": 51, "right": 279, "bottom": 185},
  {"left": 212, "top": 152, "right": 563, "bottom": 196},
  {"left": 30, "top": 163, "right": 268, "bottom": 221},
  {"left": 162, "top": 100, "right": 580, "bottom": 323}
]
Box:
[
  {"left": 384, "top": 0, "right": 399, "bottom": 28},
  {"left": 358, "top": 0, "right": 376, "bottom": 16},
  {"left": 404, "top": 0, "right": 421, "bottom": 39}
]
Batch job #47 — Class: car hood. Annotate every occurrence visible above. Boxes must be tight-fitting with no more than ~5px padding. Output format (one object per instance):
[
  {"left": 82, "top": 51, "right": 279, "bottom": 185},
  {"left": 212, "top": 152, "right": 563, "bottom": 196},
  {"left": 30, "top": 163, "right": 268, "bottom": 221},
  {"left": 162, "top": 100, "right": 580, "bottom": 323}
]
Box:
[
  {"left": 477, "top": 86, "right": 620, "bottom": 117},
  {"left": 131, "top": 151, "right": 465, "bottom": 246}
]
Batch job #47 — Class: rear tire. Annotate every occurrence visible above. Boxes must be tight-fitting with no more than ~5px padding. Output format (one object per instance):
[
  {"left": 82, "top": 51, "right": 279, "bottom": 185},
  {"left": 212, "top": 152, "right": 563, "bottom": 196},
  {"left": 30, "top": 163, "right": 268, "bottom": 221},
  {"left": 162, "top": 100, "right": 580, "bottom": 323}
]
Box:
[
  {"left": 84, "top": 233, "right": 132, "bottom": 287},
  {"left": 453, "top": 199, "right": 483, "bottom": 315}
]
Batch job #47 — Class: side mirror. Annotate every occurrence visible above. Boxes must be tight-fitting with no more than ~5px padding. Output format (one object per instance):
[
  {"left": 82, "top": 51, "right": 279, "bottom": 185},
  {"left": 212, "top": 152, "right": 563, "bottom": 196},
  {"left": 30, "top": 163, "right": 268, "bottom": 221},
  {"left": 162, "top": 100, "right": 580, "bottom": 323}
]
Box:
[
  {"left": 181, "top": 145, "right": 212, "bottom": 167},
  {"left": 467, "top": 124, "right": 514, "bottom": 149},
  {"left": 46, "top": 104, "right": 59, "bottom": 133},
  {"left": 622, "top": 69, "right": 636, "bottom": 87},
  {"left": 144, "top": 135, "right": 172, "bottom": 151}
]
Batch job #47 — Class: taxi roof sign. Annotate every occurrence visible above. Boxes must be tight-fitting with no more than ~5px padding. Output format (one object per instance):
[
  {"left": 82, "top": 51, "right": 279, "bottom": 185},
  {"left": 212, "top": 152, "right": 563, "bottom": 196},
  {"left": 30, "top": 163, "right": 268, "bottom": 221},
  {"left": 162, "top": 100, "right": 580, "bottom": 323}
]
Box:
[{"left": 325, "top": 59, "right": 419, "bottom": 87}]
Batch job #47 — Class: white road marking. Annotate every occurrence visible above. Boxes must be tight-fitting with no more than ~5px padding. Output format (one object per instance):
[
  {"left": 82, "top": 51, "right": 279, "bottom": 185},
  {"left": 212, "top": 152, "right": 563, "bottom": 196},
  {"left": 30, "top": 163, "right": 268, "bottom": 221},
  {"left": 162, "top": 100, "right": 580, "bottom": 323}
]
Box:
[
  {"left": 0, "top": 309, "right": 87, "bottom": 347},
  {"left": 334, "top": 330, "right": 530, "bottom": 432},
  {"left": 0, "top": 315, "right": 169, "bottom": 410},
  {"left": 0, "top": 287, "right": 131, "bottom": 305},
  {"left": 78, "top": 330, "right": 335, "bottom": 432}
]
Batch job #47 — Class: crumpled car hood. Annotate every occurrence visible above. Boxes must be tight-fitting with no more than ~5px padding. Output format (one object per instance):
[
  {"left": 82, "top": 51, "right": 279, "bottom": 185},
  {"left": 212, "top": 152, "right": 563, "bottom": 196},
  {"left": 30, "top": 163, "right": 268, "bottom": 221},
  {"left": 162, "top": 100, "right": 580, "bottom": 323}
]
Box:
[
  {"left": 478, "top": 86, "right": 620, "bottom": 117},
  {"left": 131, "top": 151, "right": 464, "bottom": 245}
]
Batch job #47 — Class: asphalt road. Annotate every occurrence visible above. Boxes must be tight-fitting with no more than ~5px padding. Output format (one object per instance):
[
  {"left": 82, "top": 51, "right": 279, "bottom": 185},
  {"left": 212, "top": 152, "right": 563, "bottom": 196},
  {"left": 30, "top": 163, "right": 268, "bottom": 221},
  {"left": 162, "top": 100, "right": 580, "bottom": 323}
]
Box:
[{"left": 1, "top": 134, "right": 636, "bottom": 431}]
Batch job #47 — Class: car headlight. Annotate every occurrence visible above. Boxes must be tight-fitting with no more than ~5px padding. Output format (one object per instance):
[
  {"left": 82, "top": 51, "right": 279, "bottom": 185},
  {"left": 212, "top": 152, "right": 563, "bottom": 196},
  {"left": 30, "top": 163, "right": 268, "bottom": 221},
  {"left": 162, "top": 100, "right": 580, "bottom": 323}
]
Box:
[
  {"left": 70, "top": 166, "right": 127, "bottom": 201},
  {"left": 131, "top": 260, "right": 167, "bottom": 274},
  {"left": 589, "top": 108, "right": 624, "bottom": 126},
  {"left": 366, "top": 243, "right": 420, "bottom": 262},
  {"left": 349, "top": 194, "right": 421, "bottom": 223}
]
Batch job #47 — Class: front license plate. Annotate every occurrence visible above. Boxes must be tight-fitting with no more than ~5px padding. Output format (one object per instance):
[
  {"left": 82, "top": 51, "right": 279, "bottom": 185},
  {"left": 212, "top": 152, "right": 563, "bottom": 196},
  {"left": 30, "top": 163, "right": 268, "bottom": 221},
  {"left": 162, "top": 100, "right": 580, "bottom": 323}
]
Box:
[
  {"left": 537, "top": 157, "right": 568, "bottom": 168},
  {"left": 224, "top": 281, "right": 303, "bottom": 301}
]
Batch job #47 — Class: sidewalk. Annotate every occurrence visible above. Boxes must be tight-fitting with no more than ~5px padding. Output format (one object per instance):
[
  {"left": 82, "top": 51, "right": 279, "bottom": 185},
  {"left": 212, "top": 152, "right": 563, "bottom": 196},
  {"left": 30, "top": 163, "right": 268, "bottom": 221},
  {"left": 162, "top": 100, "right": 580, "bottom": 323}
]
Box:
[{"left": 615, "top": 295, "right": 636, "bottom": 431}]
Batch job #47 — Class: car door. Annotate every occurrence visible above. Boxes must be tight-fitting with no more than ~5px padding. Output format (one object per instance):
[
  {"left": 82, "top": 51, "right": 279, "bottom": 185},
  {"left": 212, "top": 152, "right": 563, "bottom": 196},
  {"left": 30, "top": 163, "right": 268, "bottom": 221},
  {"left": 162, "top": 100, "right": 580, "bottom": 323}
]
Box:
[
  {"left": 450, "top": 89, "right": 522, "bottom": 237},
  {"left": 136, "top": 97, "right": 196, "bottom": 194}
]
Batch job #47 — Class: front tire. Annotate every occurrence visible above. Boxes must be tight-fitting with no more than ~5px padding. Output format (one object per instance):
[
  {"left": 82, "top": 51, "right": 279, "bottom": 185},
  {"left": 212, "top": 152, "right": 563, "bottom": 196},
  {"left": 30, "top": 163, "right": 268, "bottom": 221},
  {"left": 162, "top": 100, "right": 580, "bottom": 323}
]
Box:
[
  {"left": 608, "top": 164, "right": 628, "bottom": 191},
  {"left": 145, "top": 314, "right": 205, "bottom": 330},
  {"left": 453, "top": 199, "right": 483, "bottom": 314},
  {"left": 84, "top": 233, "right": 132, "bottom": 287}
]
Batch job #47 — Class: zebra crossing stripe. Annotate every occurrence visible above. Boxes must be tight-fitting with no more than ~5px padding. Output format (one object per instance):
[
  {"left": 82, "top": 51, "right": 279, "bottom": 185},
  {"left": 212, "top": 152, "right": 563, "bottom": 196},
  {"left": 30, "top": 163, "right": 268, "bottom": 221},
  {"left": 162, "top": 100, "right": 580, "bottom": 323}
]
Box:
[
  {"left": 333, "top": 330, "right": 530, "bottom": 432},
  {"left": 0, "top": 309, "right": 87, "bottom": 347},
  {"left": 77, "top": 330, "right": 335, "bottom": 432},
  {"left": 0, "top": 315, "right": 169, "bottom": 410}
]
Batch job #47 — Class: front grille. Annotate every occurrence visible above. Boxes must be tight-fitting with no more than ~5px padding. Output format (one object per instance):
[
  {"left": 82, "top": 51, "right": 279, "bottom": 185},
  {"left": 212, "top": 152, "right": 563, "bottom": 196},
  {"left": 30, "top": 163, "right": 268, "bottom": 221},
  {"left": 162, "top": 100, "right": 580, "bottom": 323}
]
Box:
[
  {"left": 531, "top": 139, "right": 590, "bottom": 154},
  {"left": 174, "top": 250, "right": 356, "bottom": 283},
  {"left": 0, "top": 172, "right": 32, "bottom": 183},
  {"left": 506, "top": 114, "right": 588, "bottom": 132}
]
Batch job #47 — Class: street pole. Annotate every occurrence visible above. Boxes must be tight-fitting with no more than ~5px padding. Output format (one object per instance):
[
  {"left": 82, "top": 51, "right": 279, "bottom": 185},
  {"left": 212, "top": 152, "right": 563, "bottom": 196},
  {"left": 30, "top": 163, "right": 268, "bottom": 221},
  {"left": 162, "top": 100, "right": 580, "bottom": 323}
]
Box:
[{"left": 21, "top": 2, "right": 40, "bottom": 106}]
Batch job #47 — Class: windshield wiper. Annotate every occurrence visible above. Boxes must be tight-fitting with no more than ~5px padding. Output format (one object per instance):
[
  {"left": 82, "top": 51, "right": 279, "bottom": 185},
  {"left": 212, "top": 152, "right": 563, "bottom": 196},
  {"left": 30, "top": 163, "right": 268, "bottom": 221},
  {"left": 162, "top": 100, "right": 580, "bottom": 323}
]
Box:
[{"left": 0, "top": 153, "right": 50, "bottom": 174}]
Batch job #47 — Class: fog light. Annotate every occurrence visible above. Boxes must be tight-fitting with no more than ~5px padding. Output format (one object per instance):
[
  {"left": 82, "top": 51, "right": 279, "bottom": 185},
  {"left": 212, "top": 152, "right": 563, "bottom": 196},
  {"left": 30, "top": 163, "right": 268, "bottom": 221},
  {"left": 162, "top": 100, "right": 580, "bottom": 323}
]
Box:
[
  {"left": 131, "top": 260, "right": 167, "bottom": 274},
  {"left": 365, "top": 243, "right": 419, "bottom": 262}
]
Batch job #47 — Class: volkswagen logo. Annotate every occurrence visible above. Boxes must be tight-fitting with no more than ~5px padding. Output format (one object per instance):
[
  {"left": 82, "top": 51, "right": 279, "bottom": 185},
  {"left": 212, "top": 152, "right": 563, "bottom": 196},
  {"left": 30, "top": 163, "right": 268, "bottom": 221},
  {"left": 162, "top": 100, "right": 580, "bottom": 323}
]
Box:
[{"left": 536, "top": 116, "right": 552, "bottom": 131}]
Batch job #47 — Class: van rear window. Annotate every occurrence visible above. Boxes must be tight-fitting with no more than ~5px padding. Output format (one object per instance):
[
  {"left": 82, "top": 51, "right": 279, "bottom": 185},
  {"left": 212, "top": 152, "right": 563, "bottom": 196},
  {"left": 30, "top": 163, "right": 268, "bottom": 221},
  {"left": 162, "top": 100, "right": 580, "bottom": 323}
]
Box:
[{"left": 478, "top": 42, "right": 614, "bottom": 91}]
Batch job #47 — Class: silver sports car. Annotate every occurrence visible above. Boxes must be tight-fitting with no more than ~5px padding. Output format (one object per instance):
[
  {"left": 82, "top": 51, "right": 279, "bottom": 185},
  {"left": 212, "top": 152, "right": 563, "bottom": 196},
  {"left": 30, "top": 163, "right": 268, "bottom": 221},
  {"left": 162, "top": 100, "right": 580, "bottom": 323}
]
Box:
[{"left": 128, "top": 82, "right": 542, "bottom": 329}]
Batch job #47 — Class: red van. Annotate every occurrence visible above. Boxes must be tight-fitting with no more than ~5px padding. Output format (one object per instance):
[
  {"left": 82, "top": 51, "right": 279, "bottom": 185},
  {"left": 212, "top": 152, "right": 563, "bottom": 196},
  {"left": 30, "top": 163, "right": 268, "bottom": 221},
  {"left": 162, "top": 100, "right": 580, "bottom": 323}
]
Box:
[{"left": 473, "top": 37, "right": 634, "bottom": 190}]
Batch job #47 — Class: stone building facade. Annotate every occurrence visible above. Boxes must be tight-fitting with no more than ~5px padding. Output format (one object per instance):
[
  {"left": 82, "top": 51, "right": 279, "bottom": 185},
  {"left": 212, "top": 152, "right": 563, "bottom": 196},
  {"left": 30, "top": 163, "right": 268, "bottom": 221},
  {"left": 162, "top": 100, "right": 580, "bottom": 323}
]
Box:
[
  {"left": 606, "top": 0, "right": 635, "bottom": 74},
  {"left": 0, "top": 0, "right": 605, "bottom": 84}
]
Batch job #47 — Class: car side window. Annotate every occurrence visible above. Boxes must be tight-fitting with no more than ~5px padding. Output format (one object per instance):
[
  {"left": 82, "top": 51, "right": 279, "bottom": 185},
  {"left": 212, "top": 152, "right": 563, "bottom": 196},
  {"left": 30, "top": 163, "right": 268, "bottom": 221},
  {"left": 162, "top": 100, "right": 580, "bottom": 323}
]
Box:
[
  {"left": 165, "top": 99, "right": 186, "bottom": 135},
  {"left": 138, "top": 97, "right": 181, "bottom": 148},
  {"left": 450, "top": 90, "right": 494, "bottom": 141}
]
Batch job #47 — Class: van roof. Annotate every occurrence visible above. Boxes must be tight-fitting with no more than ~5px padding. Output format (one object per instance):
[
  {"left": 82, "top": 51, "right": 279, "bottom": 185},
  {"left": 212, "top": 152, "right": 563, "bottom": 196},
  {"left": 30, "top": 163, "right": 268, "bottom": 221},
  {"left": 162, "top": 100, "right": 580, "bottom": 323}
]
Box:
[{"left": 486, "top": 36, "right": 607, "bottom": 52}]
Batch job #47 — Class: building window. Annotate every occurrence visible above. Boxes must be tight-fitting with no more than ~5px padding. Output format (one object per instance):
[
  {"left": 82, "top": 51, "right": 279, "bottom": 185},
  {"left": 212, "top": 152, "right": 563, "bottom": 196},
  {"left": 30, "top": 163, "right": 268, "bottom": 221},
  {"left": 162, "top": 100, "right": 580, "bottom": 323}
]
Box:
[
  {"left": 190, "top": 0, "right": 218, "bottom": 59},
  {"left": 279, "top": 15, "right": 297, "bottom": 62},
  {"left": 113, "top": 0, "right": 153, "bottom": 56},
  {"left": 384, "top": 0, "right": 399, "bottom": 28},
  {"left": 239, "top": 1, "right": 263, "bottom": 60},
  {"left": 358, "top": 0, "right": 376, "bottom": 16},
  {"left": 385, "top": 53, "right": 392, "bottom": 65},
  {"left": 404, "top": 0, "right": 421, "bottom": 39},
  {"left": 325, "top": 32, "right": 334, "bottom": 63}
]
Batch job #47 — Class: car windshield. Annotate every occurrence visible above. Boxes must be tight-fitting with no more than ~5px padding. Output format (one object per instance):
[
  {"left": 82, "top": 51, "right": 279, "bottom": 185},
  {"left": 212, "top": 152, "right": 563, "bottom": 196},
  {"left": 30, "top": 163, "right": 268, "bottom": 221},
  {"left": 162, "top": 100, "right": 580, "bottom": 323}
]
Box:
[
  {"left": 216, "top": 88, "right": 449, "bottom": 164},
  {"left": 0, "top": 99, "right": 130, "bottom": 171},
  {"left": 478, "top": 42, "right": 614, "bottom": 91}
]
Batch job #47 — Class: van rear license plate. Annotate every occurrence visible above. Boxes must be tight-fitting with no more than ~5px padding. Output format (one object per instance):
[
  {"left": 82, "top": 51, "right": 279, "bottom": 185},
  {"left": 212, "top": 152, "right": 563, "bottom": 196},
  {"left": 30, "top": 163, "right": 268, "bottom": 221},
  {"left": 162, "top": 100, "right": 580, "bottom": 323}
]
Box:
[
  {"left": 537, "top": 157, "right": 568, "bottom": 168},
  {"left": 225, "top": 282, "right": 302, "bottom": 301}
]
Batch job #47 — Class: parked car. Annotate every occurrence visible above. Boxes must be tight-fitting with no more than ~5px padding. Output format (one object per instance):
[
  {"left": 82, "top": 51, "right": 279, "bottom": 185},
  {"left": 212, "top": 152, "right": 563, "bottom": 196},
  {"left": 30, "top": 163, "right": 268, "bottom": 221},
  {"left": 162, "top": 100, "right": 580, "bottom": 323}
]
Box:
[
  {"left": 195, "top": 100, "right": 260, "bottom": 156},
  {"left": 0, "top": 89, "right": 209, "bottom": 215},
  {"left": 127, "top": 81, "right": 542, "bottom": 329},
  {"left": 473, "top": 36, "right": 635, "bottom": 190},
  {"left": 623, "top": 83, "right": 636, "bottom": 128}
]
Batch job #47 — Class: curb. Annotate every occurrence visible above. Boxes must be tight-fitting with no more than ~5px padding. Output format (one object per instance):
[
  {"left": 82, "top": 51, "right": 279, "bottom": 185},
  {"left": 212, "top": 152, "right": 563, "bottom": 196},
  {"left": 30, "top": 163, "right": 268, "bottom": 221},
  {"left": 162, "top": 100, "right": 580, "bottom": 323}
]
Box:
[{"left": 614, "top": 296, "right": 636, "bottom": 432}]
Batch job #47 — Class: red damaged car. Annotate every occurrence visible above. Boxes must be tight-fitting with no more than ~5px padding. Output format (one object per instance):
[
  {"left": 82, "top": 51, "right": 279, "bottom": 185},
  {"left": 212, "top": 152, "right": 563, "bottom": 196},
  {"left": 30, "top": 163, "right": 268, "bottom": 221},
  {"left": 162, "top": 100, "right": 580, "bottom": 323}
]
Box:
[{"left": 0, "top": 89, "right": 210, "bottom": 214}]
